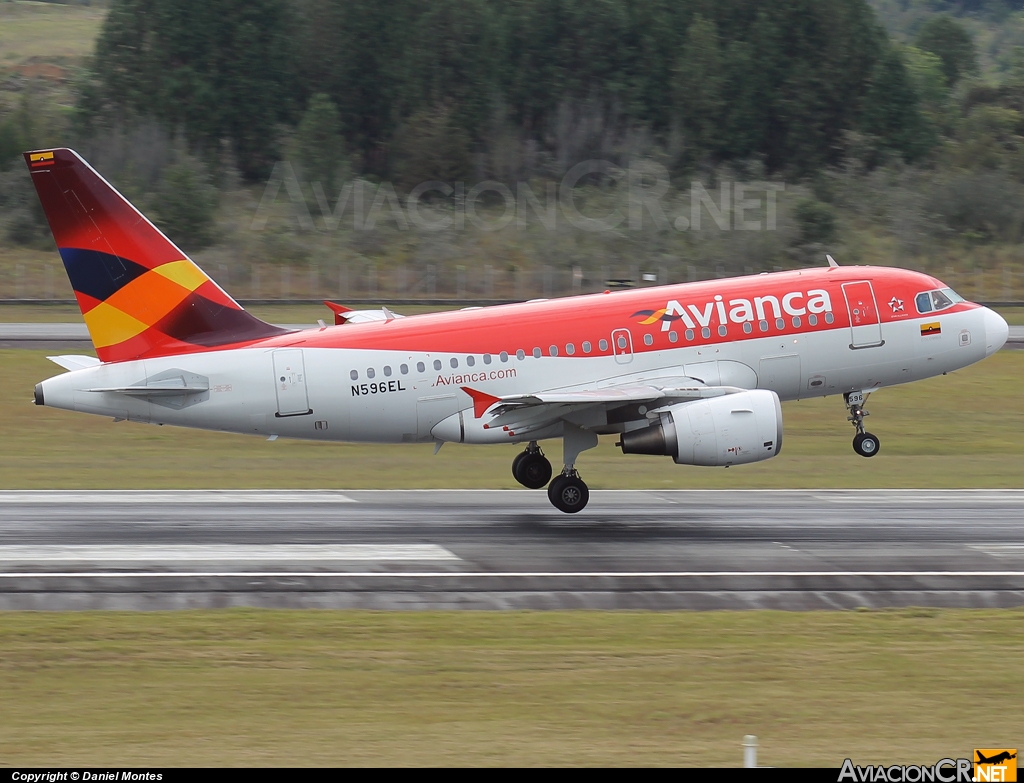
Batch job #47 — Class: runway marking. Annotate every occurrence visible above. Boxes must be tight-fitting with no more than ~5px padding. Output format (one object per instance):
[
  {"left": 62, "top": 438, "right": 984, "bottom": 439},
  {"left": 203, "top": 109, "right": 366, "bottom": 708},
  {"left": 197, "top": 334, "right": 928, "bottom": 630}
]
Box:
[
  {"left": 2, "top": 571, "right": 1023, "bottom": 579},
  {"left": 0, "top": 491, "right": 356, "bottom": 504},
  {"left": 0, "top": 544, "right": 458, "bottom": 562},
  {"left": 970, "top": 545, "right": 1024, "bottom": 558}
]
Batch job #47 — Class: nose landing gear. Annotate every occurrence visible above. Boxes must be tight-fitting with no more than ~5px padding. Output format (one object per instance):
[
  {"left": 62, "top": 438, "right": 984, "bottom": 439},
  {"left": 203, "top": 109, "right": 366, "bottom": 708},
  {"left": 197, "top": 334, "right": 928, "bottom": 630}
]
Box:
[
  {"left": 511, "top": 442, "right": 553, "bottom": 489},
  {"left": 846, "top": 391, "right": 880, "bottom": 458}
]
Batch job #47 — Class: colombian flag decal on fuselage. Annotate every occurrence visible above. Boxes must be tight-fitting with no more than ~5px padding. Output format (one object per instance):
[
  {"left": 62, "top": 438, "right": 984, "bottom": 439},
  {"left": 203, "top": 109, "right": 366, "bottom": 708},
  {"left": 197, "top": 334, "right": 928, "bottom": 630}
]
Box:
[{"left": 921, "top": 321, "right": 941, "bottom": 336}]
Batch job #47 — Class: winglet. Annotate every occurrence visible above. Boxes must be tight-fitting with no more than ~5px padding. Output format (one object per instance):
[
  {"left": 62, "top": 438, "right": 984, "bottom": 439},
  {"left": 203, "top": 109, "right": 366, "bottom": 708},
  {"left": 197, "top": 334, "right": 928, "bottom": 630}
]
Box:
[
  {"left": 324, "top": 301, "right": 352, "bottom": 325},
  {"left": 461, "top": 386, "right": 501, "bottom": 418}
]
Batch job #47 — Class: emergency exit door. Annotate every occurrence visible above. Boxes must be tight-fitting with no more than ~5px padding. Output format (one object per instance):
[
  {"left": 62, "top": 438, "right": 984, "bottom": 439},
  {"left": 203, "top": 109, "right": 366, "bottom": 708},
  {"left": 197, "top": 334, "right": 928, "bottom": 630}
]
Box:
[
  {"left": 273, "top": 349, "right": 311, "bottom": 416},
  {"left": 842, "top": 281, "right": 884, "bottom": 348}
]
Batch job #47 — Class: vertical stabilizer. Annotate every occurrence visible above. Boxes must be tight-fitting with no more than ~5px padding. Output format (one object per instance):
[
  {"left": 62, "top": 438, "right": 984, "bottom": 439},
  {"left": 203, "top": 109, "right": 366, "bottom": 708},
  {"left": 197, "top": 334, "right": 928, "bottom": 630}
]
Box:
[{"left": 24, "top": 148, "right": 288, "bottom": 362}]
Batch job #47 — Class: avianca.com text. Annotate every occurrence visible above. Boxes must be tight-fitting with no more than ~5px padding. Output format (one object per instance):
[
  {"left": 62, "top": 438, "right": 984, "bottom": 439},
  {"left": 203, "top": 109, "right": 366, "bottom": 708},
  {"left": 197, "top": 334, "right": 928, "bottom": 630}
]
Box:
[{"left": 434, "top": 369, "right": 517, "bottom": 387}]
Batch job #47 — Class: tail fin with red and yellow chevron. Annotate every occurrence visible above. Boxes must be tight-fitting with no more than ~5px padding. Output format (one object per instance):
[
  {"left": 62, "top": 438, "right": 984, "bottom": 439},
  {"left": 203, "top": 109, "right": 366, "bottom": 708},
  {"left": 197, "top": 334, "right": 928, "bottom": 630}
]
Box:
[{"left": 24, "top": 148, "right": 288, "bottom": 363}]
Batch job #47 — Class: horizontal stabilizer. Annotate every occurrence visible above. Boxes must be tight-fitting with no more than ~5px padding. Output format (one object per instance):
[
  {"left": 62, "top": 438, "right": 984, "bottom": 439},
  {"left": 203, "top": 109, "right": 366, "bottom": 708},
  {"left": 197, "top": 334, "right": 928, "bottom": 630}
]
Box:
[{"left": 47, "top": 355, "right": 100, "bottom": 371}]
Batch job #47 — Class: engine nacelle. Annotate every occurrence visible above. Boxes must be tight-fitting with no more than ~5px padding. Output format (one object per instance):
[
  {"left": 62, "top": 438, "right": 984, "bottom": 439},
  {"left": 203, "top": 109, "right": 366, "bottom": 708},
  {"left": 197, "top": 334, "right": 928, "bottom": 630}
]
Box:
[{"left": 618, "top": 390, "right": 783, "bottom": 466}]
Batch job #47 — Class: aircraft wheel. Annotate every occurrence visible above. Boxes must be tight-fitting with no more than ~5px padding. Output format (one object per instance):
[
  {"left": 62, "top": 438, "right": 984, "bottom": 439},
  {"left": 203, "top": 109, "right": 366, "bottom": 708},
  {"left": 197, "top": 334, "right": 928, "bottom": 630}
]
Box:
[
  {"left": 853, "top": 432, "right": 880, "bottom": 458},
  {"left": 548, "top": 475, "right": 589, "bottom": 514},
  {"left": 514, "top": 452, "right": 552, "bottom": 489}
]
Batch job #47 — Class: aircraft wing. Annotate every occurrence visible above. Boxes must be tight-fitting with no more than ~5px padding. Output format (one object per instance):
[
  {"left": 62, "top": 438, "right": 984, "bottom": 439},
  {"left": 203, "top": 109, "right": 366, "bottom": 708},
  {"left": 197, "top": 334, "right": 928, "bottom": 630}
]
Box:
[{"left": 461, "top": 382, "right": 749, "bottom": 435}]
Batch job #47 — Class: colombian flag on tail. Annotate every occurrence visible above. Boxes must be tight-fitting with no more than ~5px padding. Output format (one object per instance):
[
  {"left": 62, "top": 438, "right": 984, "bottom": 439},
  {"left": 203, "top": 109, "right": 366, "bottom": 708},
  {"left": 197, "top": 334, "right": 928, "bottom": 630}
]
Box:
[{"left": 23, "top": 148, "right": 289, "bottom": 363}]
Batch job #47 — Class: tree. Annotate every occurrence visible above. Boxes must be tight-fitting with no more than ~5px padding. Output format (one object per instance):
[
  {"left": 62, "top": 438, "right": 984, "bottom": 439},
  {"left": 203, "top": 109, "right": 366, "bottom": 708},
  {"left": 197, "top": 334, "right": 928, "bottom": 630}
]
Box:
[
  {"left": 151, "top": 156, "right": 219, "bottom": 252},
  {"left": 915, "top": 15, "right": 978, "bottom": 87},
  {"left": 294, "top": 94, "right": 345, "bottom": 197},
  {"left": 861, "top": 47, "right": 934, "bottom": 162},
  {"left": 672, "top": 15, "right": 724, "bottom": 161},
  {"left": 84, "top": 0, "right": 299, "bottom": 180}
]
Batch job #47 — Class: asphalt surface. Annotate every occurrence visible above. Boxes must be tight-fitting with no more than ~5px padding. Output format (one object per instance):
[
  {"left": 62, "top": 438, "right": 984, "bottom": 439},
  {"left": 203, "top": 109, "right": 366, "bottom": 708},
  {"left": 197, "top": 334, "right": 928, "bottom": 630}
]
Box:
[{"left": 1, "top": 489, "right": 1023, "bottom": 610}]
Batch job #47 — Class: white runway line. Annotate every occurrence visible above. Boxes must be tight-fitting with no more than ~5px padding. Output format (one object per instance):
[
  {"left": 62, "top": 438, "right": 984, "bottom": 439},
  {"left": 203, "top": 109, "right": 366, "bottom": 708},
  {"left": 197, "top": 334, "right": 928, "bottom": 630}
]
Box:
[
  {"left": 0, "top": 491, "right": 356, "bottom": 504},
  {"left": 969, "top": 544, "right": 1024, "bottom": 558},
  {"left": 0, "top": 544, "right": 459, "bottom": 562},
  {"left": 1, "top": 570, "right": 1022, "bottom": 579}
]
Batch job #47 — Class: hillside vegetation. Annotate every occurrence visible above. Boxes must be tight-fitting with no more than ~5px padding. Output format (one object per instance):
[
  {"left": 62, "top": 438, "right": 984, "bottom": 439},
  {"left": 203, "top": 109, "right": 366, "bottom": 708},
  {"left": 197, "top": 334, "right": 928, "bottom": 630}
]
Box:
[{"left": 2, "top": 0, "right": 1024, "bottom": 302}]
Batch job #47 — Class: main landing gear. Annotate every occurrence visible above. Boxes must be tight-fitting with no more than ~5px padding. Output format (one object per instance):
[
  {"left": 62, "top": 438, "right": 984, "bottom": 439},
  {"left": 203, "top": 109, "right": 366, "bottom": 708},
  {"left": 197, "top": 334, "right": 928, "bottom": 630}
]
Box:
[
  {"left": 511, "top": 442, "right": 552, "bottom": 489},
  {"left": 512, "top": 424, "right": 600, "bottom": 513},
  {"left": 845, "top": 391, "right": 880, "bottom": 458},
  {"left": 547, "top": 470, "right": 589, "bottom": 513}
]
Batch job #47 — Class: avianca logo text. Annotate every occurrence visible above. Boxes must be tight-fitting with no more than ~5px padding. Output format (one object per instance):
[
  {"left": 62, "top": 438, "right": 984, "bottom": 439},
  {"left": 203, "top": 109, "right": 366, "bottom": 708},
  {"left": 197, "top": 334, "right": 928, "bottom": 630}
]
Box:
[{"left": 634, "top": 289, "right": 833, "bottom": 331}]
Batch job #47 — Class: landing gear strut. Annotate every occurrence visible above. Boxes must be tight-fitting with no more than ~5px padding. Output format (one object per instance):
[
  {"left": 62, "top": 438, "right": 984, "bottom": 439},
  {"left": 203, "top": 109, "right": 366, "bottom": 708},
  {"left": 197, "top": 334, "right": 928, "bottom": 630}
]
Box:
[
  {"left": 845, "top": 391, "right": 880, "bottom": 458},
  {"left": 545, "top": 423, "right": 599, "bottom": 513},
  {"left": 511, "top": 442, "right": 552, "bottom": 489}
]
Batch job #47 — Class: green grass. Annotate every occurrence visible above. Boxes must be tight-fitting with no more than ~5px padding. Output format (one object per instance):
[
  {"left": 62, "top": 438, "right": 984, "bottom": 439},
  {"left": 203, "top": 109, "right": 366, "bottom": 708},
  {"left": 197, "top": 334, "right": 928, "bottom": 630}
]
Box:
[
  {"left": 1, "top": 609, "right": 1020, "bottom": 766},
  {"left": 0, "top": 1, "right": 107, "bottom": 64},
  {"left": 2, "top": 348, "right": 1023, "bottom": 489}
]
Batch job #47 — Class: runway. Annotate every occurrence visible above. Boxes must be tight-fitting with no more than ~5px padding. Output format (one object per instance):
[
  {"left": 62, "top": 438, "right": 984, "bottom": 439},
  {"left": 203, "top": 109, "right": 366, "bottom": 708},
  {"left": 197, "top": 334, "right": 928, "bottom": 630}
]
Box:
[{"left": 2, "top": 489, "right": 1023, "bottom": 610}]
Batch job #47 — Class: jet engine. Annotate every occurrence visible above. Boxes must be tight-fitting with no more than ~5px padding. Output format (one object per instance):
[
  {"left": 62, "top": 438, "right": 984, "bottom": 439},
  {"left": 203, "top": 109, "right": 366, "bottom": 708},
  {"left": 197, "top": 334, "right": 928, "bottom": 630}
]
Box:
[{"left": 618, "top": 390, "right": 782, "bottom": 466}]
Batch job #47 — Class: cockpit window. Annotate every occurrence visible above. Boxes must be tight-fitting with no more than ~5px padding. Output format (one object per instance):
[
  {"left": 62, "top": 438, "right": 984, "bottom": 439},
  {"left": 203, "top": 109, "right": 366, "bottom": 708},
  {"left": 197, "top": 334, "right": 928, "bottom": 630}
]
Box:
[
  {"left": 916, "top": 288, "right": 961, "bottom": 314},
  {"left": 930, "top": 289, "right": 953, "bottom": 310}
]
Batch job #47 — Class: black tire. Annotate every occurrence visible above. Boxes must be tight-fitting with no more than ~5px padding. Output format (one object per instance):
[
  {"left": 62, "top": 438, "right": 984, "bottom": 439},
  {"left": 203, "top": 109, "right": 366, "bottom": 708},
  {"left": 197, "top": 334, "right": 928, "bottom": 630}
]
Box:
[
  {"left": 511, "top": 451, "right": 528, "bottom": 483},
  {"left": 548, "top": 475, "right": 589, "bottom": 513},
  {"left": 515, "top": 453, "right": 552, "bottom": 489},
  {"left": 853, "top": 432, "right": 880, "bottom": 458}
]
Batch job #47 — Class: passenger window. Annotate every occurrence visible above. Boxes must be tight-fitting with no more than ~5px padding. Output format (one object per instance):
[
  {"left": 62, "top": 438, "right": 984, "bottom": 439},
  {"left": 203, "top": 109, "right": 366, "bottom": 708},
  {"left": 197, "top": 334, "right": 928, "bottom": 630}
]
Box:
[
  {"left": 759, "top": 320, "right": 768, "bottom": 332},
  {"left": 599, "top": 339, "right": 609, "bottom": 351},
  {"left": 565, "top": 343, "right": 575, "bottom": 355},
  {"left": 742, "top": 322, "right": 752, "bottom": 334},
  {"left": 433, "top": 360, "right": 442, "bottom": 371},
  {"left": 350, "top": 370, "right": 358, "bottom": 380},
  {"left": 532, "top": 347, "right": 541, "bottom": 358},
  {"left": 701, "top": 327, "right": 711, "bottom": 339},
  {"left": 792, "top": 316, "right": 801, "bottom": 328},
  {"left": 668, "top": 331, "right": 678, "bottom": 343},
  {"left": 383, "top": 366, "right": 392, "bottom": 377},
  {"left": 825, "top": 312, "right": 835, "bottom": 324},
  {"left": 516, "top": 349, "right": 525, "bottom": 360},
  {"left": 808, "top": 314, "right": 818, "bottom": 327},
  {"left": 466, "top": 356, "right": 475, "bottom": 367},
  {"left": 582, "top": 341, "right": 592, "bottom": 353},
  {"left": 775, "top": 318, "right": 785, "bottom": 331},
  {"left": 718, "top": 325, "right": 727, "bottom": 337},
  {"left": 367, "top": 368, "right": 375, "bottom": 379},
  {"left": 617, "top": 335, "right": 627, "bottom": 349},
  {"left": 916, "top": 292, "right": 933, "bottom": 313},
  {"left": 931, "top": 290, "right": 953, "bottom": 310},
  {"left": 500, "top": 351, "right": 509, "bottom": 362},
  {"left": 417, "top": 362, "right": 425, "bottom": 373},
  {"left": 483, "top": 354, "right": 492, "bottom": 365},
  {"left": 450, "top": 358, "right": 458, "bottom": 368},
  {"left": 400, "top": 364, "right": 409, "bottom": 375},
  {"left": 643, "top": 334, "right": 654, "bottom": 345},
  {"left": 549, "top": 345, "right": 558, "bottom": 356},
  {"left": 685, "top": 329, "right": 694, "bottom": 341}
]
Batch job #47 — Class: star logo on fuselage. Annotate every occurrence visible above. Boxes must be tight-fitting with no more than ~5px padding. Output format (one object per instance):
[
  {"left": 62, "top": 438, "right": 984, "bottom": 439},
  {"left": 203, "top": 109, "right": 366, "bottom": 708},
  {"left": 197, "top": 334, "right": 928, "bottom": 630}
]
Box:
[{"left": 888, "top": 296, "right": 904, "bottom": 313}]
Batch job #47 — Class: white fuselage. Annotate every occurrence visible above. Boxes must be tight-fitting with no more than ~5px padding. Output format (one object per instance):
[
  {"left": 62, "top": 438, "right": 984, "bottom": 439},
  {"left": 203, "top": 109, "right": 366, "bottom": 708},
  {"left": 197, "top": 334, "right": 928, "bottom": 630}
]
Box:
[{"left": 38, "top": 303, "right": 1001, "bottom": 445}]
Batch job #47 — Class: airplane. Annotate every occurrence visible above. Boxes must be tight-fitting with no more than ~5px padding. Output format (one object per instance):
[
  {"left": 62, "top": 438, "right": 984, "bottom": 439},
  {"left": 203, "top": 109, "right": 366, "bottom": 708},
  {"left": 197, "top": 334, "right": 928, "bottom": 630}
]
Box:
[
  {"left": 24, "top": 148, "right": 1010, "bottom": 513},
  {"left": 976, "top": 752, "right": 1017, "bottom": 765}
]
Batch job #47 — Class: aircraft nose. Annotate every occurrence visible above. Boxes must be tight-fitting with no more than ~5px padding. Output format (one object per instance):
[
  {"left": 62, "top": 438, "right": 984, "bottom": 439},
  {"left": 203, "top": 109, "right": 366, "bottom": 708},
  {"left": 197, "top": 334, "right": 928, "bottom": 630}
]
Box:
[{"left": 983, "top": 307, "right": 1009, "bottom": 356}]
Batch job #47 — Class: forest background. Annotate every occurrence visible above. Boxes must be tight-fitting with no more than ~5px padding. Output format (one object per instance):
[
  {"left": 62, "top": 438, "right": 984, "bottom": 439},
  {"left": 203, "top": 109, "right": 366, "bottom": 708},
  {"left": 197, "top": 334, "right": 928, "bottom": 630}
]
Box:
[{"left": 2, "top": 0, "right": 1024, "bottom": 303}]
